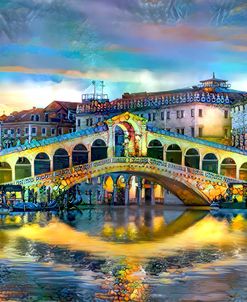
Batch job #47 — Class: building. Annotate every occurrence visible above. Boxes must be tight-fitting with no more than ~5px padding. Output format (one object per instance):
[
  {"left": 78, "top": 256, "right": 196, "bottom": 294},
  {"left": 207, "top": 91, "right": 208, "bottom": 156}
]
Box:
[
  {"left": 231, "top": 99, "right": 247, "bottom": 150},
  {"left": 76, "top": 74, "right": 246, "bottom": 145},
  {"left": 0, "top": 100, "right": 80, "bottom": 149}
]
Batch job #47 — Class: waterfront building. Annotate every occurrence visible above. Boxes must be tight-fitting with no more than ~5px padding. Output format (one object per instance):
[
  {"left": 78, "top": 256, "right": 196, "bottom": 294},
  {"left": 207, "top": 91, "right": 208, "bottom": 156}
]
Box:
[
  {"left": 76, "top": 74, "right": 246, "bottom": 146},
  {"left": 231, "top": 99, "right": 247, "bottom": 150},
  {"left": 0, "top": 101, "right": 80, "bottom": 149}
]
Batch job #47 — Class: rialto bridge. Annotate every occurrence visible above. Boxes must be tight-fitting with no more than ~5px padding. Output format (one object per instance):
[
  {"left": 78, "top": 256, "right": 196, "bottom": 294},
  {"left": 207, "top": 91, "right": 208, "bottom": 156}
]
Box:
[{"left": 0, "top": 112, "right": 246, "bottom": 205}]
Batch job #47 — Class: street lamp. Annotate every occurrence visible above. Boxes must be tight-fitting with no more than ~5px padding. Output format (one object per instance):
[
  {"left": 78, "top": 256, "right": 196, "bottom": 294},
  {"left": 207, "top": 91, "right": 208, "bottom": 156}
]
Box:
[{"left": 85, "top": 189, "right": 93, "bottom": 205}]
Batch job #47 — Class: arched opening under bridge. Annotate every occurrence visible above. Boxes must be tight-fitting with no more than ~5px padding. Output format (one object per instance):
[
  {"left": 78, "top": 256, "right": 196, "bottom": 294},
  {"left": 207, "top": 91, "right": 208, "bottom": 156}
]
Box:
[
  {"left": 166, "top": 144, "right": 182, "bottom": 165},
  {"left": 202, "top": 153, "right": 218, "bottom": 174},
  {"left": 0, "top": 162, "right": 12, "bottom": 183},
  {"left": 15, "top": 157, "right": 31, "bottom": 180},
  {"left": 220, "top": 158, "right": 236, "bottom": 178},
  {"left": 239, "top": 163, "right": 247, "bottom": 180},
  {"left": 53, "top": 149, "right": 69, "bottom": 171},
  {"left": 91, "top": 139, "right": 108, "bottom": 161},
  {"left": 72, "top": 144, "right": 88, "bottom": 166},
  {"left": 147, "top": 140, "right": 163, "bottom": 160},
  {"left": 185, "top": 148, "right": 200, "bottom": 169},
  {"left": 34, "top": 153, "right": 50, "bottom": 175}
]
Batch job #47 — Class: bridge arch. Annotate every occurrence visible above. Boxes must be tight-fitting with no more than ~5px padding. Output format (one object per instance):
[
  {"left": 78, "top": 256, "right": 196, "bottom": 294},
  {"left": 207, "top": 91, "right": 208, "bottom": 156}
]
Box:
[
  {"left": 103, "top": 175, "right": 114, "bottom": 204},
  {"left": 34, "top": 152, "right": 51, "bottom": 175},
  {"left": 72, "top": 144, "right": 88, "bottom": 166},
  {"left": 53, "top": 148, "right": 69, "bottom": 171},
  {"left": 185, "top": 148, "right": 200, "bottom": 169},
  {"left": 15, "top": 157, "right": 31, "bottom": 180},
  {"left": 202, "top": 153, "right": 218, "bottom": 174},
  {"left": 0, "top": 162, "right": 12, "bottom": 183},
  {"left": 166, "top": 144, "right": 182, "bottom": 164},
  {"left": 91, "top": 139, "right": 108, "bottom": 162},
  {"left": 147, "top": 139, "right": 163, "bottom": 160},
  {"left": 220, "top": 157, "right": 236, "bottom": 178},
  {"left": 239, "top": 163, "right": 247, "bottom": 180}
]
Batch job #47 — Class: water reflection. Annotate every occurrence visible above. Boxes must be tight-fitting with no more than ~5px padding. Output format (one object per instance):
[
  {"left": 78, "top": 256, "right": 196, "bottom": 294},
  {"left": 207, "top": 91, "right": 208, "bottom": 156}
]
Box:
[{"left": 0, "top": 207, "right": 247, "bottom": 301}]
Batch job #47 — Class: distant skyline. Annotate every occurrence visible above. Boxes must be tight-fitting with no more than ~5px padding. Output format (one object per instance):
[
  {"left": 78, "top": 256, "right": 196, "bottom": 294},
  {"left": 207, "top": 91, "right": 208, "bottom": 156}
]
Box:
[{"left": 1, "top": 0, "right": 247, "bottom": 114}]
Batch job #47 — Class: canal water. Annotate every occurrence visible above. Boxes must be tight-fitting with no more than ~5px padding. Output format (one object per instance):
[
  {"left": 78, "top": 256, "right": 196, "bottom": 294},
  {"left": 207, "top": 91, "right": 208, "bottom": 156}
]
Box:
[{"left": 0, "top": 205, "right": 247, "bottom": 301}]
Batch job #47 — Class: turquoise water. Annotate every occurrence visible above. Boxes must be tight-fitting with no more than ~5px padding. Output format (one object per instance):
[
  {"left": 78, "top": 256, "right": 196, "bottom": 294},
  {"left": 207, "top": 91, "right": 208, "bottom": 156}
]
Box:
[{"left": 0, "top": 206, "right": 247, "bottom": 301}]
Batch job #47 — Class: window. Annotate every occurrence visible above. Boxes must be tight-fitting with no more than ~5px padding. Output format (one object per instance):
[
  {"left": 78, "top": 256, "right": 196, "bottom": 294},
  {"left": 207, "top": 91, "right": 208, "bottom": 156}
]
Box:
[
  {"left": 97, "top": 117, "right": 101, "bottom": 123},
  {"left": 25, "top": 128, "right": 29, "bottom": 134},
  {"left": 199, "top": 109, "right": 203, "bottom": 117},
  {"left": 31, "top": 115, "right": 34, "bottom": 121},
  {"left": 31, "top": 127, "right": 37, "bottom": 135},
  {"left": 224, "top": 110, "right": 228, "bottom": 118},
  {"left": 3, "top": 129, "right": 7, "bottom": 135},
  {"left": 69, "top": 128, "right": 74, "bottom": 133},
  {"left": 199, "top": 127, "right": 203, "bottom": 137},
  {"left": 191, "top": 127, "right": 195, "bottom": 137},
  {"left": 181, "top": 128, "right": 185, "bottom": 135},
  {"left": 10, "top": 129, "right": 14, "bottom": 135},
  {"left": 161, "top": 111, "right": 164, "bottom": 121},
  {"left": 90, "top": 118, "right": 93, "bottom": 126},
  {"left": 42, "top": 128, "right": 47, "bottom": 136},
  {"left": 16, "top": 128, "right": 21, "bottom": 135},
  {"left": 58, "top": 128, "right": 63, "bottom": 135},
  {"left": 176, "top": 128, "right": 180, "bottom": 134},
  {"left": 35, "top": 115, "right": 40, "bottom": 121},
  {"left": 77, "top": 119, "right": 81, "bottom": 127},
  {"left": 153, "top": 113, "right": 156, "bottom": 121},
  {"left": 51, "top": 128, "right": 56, "bottom": 136},
  {"left": 167, "top": 111, "right": 170, "bottom": 120},
  {"left": 176, "top": 110, "right": 184, "bottom": 119},
  {"left": 148, "top": 113, "right": 151, "bottom": 121},
  {"left": 166, "top": 128, "right": 171, "bottom": 132},
  {"left": 86, "top": 119, "right": 89, "bottom": 126},
  {"left": 191, "top": 109, "right": 194, "bottom": 117},
  {"left": 45, "top": 113, "right": 49, "bottom": 122}
]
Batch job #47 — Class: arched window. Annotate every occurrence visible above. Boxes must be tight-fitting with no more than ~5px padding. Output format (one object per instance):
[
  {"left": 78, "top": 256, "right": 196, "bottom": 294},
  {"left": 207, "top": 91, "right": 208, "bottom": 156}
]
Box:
[
  {"left": 185, "top": 148, "right": 200, "bottom": 169},
  {"left": 147, "top": 140, "right": 163, "bottom": 160},
  {"left": 53, "top": 149, "right": 69, "bottom": 171},
  {"left": 220, "top": 158, "right": 236, "bottom": 178},
  {"left": 239, "top": 163, "right": 247, "bottom": 180},
  {"left": 0, "top": 162, "right": 12, "bottom": 183},
  {"left": 166, "top": 144, "right": 182, "bottom": 164},
  {"left": 202, "top": 153, "right": 218, "bottom": 174},
  {"left": 91, "top": 139, "right": 107, "bottom": 161},
  {"left": 72, "top": 144, "right": 88, "bottom": 166},
  {"left": 15, "top": 157, "right": 31, "bottom": 180},
  {"left": 34, "top": 153, "right": 50, "bottom": 175}
]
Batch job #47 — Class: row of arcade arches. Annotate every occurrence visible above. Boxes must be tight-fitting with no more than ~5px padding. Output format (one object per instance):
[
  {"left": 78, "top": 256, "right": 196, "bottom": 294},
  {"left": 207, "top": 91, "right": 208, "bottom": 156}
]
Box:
[
  {"left": 147, "top": 140, "right": 247, "bottom": 180},
  {"left": 0, "top": 139, "right": 246, "bottom": 183},
  {"left": 0, "top": 139, "right": 108, "bottom": 183}
]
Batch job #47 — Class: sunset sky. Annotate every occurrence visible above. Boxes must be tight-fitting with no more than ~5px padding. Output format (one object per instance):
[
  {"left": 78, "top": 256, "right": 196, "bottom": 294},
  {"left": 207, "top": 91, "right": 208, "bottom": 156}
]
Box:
[{"left": 1, "top": 0, "right": 247, "bottom": 114}]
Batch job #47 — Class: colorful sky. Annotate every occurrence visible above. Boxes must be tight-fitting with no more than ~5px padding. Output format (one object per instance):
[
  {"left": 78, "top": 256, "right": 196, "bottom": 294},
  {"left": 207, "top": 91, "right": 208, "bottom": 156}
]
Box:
[{"left": 1, "top": 0, "right": 247, "bottom": 114}]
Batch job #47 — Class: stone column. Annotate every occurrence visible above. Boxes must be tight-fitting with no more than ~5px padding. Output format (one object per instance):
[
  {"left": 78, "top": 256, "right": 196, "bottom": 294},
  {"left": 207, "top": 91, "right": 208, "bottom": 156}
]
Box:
[
  {"left": 125, "top": 183, "right": 130, "bottom": 206},
  {"left": 141, "top": 122, "right": 147, "bottom": 157},
  {"left": 112, "top": 184, "right": 117, "bottom": 206},
  {"left": 137, "top": 178, "right": 142, "bottom": 206},
  {"left": 150, "top": 182, "right": 155, "bottom": 206},
  {"left": 107, "top": 124, "right": 114, "bottom": 158},
  {"left": 236, "top": 166, "right": 240, "bottom": 180}
]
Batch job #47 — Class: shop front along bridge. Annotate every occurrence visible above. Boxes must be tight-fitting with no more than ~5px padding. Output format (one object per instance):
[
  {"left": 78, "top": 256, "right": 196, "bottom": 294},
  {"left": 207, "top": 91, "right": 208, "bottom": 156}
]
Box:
[{"left": 0, "top": 112, "right": 246, "bottom": 205}]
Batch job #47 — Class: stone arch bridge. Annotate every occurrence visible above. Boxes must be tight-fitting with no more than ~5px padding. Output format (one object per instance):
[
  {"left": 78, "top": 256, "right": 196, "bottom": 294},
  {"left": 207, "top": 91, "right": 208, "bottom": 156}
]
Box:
[{"left": 0, "top": 112, "right": 246, "bottom": 205}]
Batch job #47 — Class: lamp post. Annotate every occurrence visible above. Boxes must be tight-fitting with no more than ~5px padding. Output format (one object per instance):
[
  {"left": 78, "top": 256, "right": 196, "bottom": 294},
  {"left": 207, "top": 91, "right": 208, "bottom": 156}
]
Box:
[{"left": 85, "top": 189, "right": 93, "bottom": 205}]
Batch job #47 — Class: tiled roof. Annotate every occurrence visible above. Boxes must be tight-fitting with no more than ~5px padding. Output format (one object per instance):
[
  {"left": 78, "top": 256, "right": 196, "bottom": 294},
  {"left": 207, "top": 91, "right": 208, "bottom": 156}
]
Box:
[{"left": 5, "top": 108, "right": 44, "bottom": 122}]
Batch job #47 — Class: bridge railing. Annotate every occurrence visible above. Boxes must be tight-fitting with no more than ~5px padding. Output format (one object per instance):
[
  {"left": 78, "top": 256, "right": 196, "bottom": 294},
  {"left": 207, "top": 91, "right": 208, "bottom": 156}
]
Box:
[{"left": 9, "top": 156, "right": 242, "bottom": 187}]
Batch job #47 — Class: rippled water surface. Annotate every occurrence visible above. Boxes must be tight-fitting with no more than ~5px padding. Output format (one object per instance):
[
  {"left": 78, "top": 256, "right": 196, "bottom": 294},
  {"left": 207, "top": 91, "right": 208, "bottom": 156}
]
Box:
[{"left": 1, "top": 205, "right": 247, "bottom": 301}]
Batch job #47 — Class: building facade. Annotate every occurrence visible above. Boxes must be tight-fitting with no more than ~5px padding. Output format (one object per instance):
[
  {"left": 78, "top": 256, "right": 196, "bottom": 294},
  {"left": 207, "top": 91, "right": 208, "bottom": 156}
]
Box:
[
  {"left": 76, "top": 74, "right": 246, "bottom": 146},
  {"left": 231, "top": 100, "right": 247, "bottom": 150},
  {"left": 0, "top": 101, "right": 80, "bottom": 149}
]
